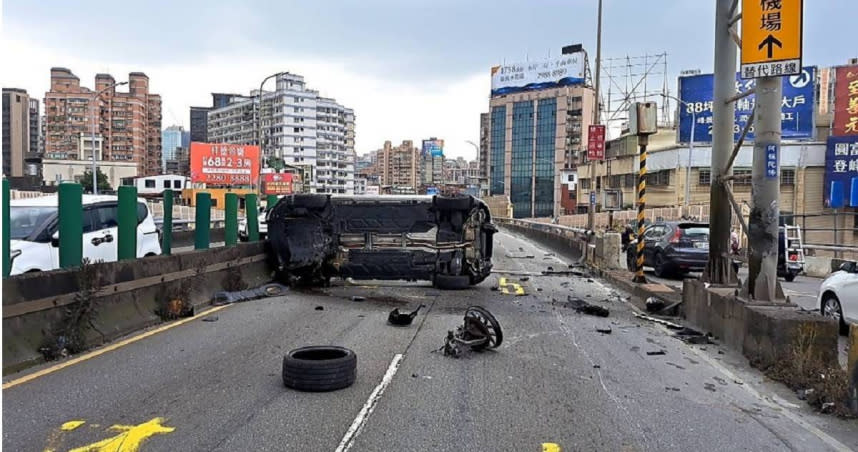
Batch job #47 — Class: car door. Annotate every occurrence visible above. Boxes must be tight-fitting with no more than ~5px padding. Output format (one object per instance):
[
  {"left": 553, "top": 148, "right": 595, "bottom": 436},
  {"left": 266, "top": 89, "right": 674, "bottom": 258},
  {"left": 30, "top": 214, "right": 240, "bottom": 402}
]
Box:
[
  {"left": 642, "top": 226, "right": 664, "bottom": 265},
  {"left": 82, "top": 203, "right": 118, "bottom": 263},
  {"left": 838, "top": 271, "right": 858, "bottom": 324}
]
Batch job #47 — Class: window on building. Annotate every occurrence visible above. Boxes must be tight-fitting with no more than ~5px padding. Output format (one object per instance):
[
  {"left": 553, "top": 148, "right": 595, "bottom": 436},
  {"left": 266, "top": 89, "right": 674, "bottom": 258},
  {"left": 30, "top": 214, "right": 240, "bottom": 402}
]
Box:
[
  {"left": 163, "top": 180, "right": 170, "bottom": 188},
  {"left": 145, "top": 180, "right": 156, "bottom": 188},
  {"left": 781, "top": 168, "right": 795, "bottom": 185},
  {"left": 569, "top": 191, "right": 576, "bottom": 199},
  {"left": 173, "top": 180, "right": 182, "bottom": 189},
  {"left": 610, "top": 175, "right": 622, "bottom": 188},
  {"left": 698, "top": 169, "right": 711, "bottom": 185},
  {"left": 624, "top": 174, "right": 636, "bottom": 188},
  {"left": 646, "top": 170, "right": 670, "bottom": 186},
  {"left": 580, "top": 178, "right": 590, "bottom": 190},
  {"left": 567, "top": 174, "right": 574, "bottom": 182}
]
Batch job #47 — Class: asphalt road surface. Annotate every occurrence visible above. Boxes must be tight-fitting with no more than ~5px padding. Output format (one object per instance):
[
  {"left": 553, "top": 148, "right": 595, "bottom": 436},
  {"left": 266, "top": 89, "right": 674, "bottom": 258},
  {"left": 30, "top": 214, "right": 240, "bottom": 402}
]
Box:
[{"left": 3, "top": 231, "right": 856, "bottom": 451}]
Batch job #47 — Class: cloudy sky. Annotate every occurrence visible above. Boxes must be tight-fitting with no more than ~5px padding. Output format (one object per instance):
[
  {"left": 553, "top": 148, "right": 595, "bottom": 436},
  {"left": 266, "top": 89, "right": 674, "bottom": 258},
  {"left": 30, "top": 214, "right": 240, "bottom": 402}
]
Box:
[{"left": 2, "top": 0, "right": 853, "bottom": 159}]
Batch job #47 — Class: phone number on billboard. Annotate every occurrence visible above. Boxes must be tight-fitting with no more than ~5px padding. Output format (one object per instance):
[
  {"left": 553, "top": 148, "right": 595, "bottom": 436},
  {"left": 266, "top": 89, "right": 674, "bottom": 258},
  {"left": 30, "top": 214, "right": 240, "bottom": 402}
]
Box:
[
  {"left": 203, "top": 173, "right": 252, "bottom": 184},
  {"left": 202, "top": 157, "right": 253, "bottom": 168}
]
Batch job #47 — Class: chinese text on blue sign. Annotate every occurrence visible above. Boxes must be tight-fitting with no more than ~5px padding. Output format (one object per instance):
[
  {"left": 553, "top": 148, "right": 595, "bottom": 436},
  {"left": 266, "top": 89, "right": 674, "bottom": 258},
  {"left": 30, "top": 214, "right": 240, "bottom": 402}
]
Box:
[
  {"left": 677, "top": 67, "right": 815, "bottom": 143},
  {"left": 765, "top": 144, "right": 778, "bottom": 179},
  {"left": 823, "top": 136, "right": 858, "bottom": 208}
]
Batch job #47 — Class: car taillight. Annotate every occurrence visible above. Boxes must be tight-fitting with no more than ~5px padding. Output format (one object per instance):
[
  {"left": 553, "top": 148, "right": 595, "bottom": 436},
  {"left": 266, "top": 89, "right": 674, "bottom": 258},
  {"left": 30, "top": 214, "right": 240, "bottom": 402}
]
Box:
[
  {"left": 669, "top": 228, "right": 682, "bottom": 244},
  {"left": 789, "top": 253, "right": 798, "bottom": 261}
]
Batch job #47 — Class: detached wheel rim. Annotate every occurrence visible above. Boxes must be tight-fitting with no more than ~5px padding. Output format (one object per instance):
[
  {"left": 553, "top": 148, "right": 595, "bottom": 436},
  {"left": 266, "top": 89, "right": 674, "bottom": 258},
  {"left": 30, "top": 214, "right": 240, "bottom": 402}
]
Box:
[{"left": 823, "top": 297, "right": 842, "bottom": 322}]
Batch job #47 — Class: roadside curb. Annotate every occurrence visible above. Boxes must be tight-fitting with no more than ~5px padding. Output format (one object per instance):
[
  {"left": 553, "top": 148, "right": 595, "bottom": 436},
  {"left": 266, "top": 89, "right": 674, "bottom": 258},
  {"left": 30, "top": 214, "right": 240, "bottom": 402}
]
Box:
[{"left": 592, "top": 267, "right": 682, "bottom": 313}]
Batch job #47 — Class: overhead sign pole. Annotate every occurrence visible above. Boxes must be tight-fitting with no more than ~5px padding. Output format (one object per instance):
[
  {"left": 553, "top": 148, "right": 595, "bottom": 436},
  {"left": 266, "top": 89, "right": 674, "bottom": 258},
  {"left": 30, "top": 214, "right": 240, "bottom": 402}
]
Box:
[{"left": 741, "top": 0, "right": 802, "bottom": 301}]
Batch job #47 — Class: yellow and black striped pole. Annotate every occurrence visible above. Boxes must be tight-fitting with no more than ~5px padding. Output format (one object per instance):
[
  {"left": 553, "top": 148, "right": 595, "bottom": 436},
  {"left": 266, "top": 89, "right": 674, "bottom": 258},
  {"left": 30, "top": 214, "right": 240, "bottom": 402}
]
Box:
[{"left": 634, "top": 136, "right": 649, "bottom": 283}]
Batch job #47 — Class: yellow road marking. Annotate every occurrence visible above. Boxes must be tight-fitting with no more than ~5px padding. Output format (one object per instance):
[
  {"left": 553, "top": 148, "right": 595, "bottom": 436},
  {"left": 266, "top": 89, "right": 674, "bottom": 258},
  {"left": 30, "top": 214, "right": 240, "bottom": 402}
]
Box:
[
  {"left": 542, "top": 443, "right": 561, "bottom": 452},
  {"left": 3, "top": 305, "right": 230, "bottom": 390},
  {"left": 498, "top": 277, "right": 526, "bottom": 296},
  {"left": 61, "top": 421, "right": 86, "bottom": 431},
  {"left": 69, "top": 417, "right": 175, "bottom": 452}
]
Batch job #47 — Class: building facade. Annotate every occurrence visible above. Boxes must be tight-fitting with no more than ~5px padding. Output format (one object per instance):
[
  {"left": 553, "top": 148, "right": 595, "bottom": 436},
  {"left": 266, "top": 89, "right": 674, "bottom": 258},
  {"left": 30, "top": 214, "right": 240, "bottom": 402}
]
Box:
[
  {"left": 479, "top": 112, "right": 490, "bottom": 192},
  {"left": 377, "top": 140, "right": 420, "bottom": 189},
  {"left": 2, "top": 88, "right": 31, "bottom": 177},
  {"left": 487, "top": 85, "right": 595, "bottom": 217},
  {"left": 206, "top": 73, "right": 355, "bottom": 194},
  {"left": 162, "top": 125, "right": 184, "bottom": 169},
  {"left": 43, "top": 68, "right": 162, "bottom": 178},
  {"left": 420, "top": 138, "right": 445, "bottom": 186}
]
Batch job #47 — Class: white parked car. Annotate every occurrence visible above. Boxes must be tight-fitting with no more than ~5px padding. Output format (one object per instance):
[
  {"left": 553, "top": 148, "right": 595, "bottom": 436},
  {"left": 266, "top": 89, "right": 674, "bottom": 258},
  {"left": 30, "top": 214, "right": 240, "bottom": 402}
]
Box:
[
  {"left": 239, "top": 209, "right": 268, "bottom": 241},
  {"left": 818, "top": 262, "right": 858, "bottom": 335},
  {"left": 9, "top": 195, "right": 162, "bottom": 275}
]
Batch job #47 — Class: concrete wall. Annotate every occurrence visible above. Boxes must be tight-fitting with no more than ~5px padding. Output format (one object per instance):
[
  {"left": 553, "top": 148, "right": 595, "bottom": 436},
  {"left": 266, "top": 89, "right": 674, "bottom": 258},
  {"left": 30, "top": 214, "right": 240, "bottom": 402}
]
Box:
[{"left": 3, "top": 242, "right": 271, "bottom": 374}]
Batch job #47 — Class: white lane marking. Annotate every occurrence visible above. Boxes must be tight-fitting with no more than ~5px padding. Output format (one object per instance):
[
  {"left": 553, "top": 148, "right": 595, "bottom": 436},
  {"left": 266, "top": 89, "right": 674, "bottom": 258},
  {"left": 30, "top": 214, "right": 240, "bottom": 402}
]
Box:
[{"left": 335, "top": 353, "right": 404, "bottom": 452}]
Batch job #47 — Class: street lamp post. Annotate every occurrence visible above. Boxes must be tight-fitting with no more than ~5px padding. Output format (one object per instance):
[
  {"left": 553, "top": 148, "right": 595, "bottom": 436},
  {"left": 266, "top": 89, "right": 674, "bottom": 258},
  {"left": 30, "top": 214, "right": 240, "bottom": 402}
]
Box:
[
  {"left": 662, "top": 93, "right": 695, "bottom": 211},
  {"left": 465, "top": 140, "right": 481, "bottom": 191},
  {"left": 91, "top": 81, "right": 128, "bottom": 194},
  {"left": 257, "top": 72, "right": 285, "bottom": 168}
]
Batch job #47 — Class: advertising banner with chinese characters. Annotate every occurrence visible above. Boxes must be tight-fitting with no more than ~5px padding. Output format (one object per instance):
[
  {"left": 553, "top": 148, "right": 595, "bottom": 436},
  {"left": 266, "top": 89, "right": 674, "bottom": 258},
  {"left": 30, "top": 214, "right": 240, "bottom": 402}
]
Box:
[
  {"left": 262, "top": 173, "right": 300, "bottom": 195},
  {"left": 823, "top": 136, "right": 858, "bottom": 207},
  {"left": 490, "top": 52, "right": 585, "bottom": 97},
  {"left": 587, "top": 124, "right": 606, "bottom": 161},
  {"left": 677, "top": 67, "right": 815, "bottom": 143},
  {"left": 832, "top": 65, "right": 858, "bottom": 137},
  {"left": 421, "top": 139, "right": 444, "bottom": 157},
  {"left": 189, "top": 142, "right": 260, "bottom": 186}
]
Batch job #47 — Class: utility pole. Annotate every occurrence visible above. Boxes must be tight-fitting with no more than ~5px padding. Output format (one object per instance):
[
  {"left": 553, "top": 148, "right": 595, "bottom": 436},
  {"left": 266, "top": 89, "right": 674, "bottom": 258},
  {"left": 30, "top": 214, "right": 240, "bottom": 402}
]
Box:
[
  {"left": 588, "top": 0, "right": 602, "bottom": 231},
  {"left": 704, "top": 0, "right": 737, "bottom": 284},
  {"left": 746, "top": 77, "right": 782, "bottom": 300}
]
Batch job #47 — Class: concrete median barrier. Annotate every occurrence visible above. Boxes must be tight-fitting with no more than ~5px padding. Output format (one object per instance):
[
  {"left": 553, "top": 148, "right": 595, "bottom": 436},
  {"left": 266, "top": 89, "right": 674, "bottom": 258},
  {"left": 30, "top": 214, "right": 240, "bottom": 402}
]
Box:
[{"left": 2, "top": 242, "right": 271, "bottom": 375}]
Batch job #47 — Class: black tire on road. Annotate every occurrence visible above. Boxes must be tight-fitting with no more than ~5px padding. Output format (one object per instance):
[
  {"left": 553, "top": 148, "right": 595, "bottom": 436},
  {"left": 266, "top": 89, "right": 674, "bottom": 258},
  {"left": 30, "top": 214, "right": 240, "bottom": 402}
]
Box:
[
  {"left": 434, "top": 274, "right": 471, "bottom": 290},
  {"left": 282, "top": 346, "right": 357, "bottom": 392}
]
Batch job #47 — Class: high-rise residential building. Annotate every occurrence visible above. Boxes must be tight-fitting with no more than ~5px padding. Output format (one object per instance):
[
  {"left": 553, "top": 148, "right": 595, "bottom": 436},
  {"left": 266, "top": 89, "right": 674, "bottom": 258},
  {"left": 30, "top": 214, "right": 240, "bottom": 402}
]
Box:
[
  {"left": 207, "top": 73, "right": 356, "bottom": 194},
  {"left": 162, "top": 125, "right": 184, "bottom": 169},
  {"left": 189, "top": 93, "right": 245, "bottom": 144},
  {"left": 2, "top": 88, "right": 31, "bottom": 177},
  {"left": 420, "top": 138, "right": 445, "bottom": 186},
  {"left": 43, "top": 68, "right": 162, "bottom": 177},
  {"left": 378, "top": 140, "right": 419, "bottom": 189},
  {"left": 444, "top": 157, "right": 479, "bottom": 185},
  {"left": 487, "top": 50, "right": 595, "bottom": 217}
]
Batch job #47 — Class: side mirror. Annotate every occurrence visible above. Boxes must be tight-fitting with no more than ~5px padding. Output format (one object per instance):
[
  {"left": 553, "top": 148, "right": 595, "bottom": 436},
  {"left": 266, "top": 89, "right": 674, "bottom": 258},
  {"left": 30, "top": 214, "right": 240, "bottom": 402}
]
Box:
[{"left": 51, "top": 231, "right": 59, "bottom": 248}]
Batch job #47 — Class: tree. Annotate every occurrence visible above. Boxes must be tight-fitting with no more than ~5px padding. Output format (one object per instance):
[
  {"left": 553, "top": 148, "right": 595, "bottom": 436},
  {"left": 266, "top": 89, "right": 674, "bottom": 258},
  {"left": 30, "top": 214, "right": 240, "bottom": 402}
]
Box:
[
  {"left": 266, "top": 157, "right": 286, "bottom": 171},
  {"left": 80, "top": 168, "right": 112, "bottom": 193}
]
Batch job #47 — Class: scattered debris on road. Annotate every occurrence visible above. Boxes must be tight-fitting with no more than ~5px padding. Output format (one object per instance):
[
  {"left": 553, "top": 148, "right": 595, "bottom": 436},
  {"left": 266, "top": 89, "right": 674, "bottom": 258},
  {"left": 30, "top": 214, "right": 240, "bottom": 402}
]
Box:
[
  {"left": 314, "top": 306, "right": 324, "bottom": 311},
  {"left": 704, "top": 382, "right": 717, "bottom": 392},
  {"left": 350, "top": 296, "right": 366, "bottom": 302},
  {"left": 212, "top": 283, "right": 288, "bottom": 305},
  {"left": 645, "top": 297, "right": 665, "bottom": 312},
  {"left": 673, "top": 327, "right": 714, "bottom": 345},
  {"left": 595, "top": 327, "right": 613, "bottom": 334},
  {"left": 633, "top": 312, "right": 683, "bottom": 330},
  {"left": 665, "top": 387, "right": 681, "bottom": 392},
  {"left": 646, "top": 350, "right": 667, "bottom": 356},
  {"left": 565, "top": 296, "right": 610, "bottom": 317},
  {"left": 666, "top": 362, "right": 685, "bottom": 369},
  {"left": 505, "top": 252, "right": 535, "bottom": 259},
  {"left": 520, "top": 276, "right": 530, "bottom": 282},
  {"left": 388, "top": 305, "right": 424, "bottom": 326},
  {"left": 201, "top": 316, "right": 219, "bottom": 322},
  {"left": 441, "top": 306, "right": 503, "bottom": 358}
]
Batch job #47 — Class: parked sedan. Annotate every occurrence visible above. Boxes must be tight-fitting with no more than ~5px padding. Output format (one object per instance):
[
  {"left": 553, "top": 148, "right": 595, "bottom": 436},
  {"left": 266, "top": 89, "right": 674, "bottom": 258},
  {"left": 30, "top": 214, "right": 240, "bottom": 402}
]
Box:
[
  {"left": 626, "top": 222, "right": 709, "bottom": 278},
  {"left": 818, "top": 262, "right": 858, "bottom": 335}
]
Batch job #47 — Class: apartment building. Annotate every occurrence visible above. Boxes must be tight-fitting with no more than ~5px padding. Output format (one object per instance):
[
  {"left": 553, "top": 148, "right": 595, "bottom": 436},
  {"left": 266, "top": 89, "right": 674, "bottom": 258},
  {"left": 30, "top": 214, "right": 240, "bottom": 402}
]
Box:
[
  {"left": 206, "top": 73, "right": 355, "bottom": 194},
  {"left": 378, "top": 140, "right": 419, "bottom": 189},
  {"left": 2, "top": 88, "right": 31, "bottom": 177},
  {"left": 43, "top": 68, "right": 162, "bottom": 178}
]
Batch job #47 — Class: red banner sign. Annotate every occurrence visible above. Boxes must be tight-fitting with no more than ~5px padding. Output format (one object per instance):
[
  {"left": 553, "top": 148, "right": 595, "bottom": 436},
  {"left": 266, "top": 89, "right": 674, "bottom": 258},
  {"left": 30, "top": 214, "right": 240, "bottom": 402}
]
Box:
[
  {"left": 189, "top": 142, "right": 260, "bottom": 185},
  {"left": 587, "top": 124, "right": 606, "bottom": 161},
  {"left": 262, "top": 173, "right": 300, "bottom": 195},
  {"left": 833, "top": 65, "right": 858, "bottom": 137}
]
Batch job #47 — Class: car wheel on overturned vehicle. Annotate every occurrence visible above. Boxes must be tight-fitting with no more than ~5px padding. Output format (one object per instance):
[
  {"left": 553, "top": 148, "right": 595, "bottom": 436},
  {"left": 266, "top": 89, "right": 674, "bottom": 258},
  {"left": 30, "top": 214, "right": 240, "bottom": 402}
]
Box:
[
  {"left": 433, "top": 273, "right": 471, "bottom": 290},
  {"left": 821, "top": 293, "right": 849, "bottom": 336},
  {"left": 282, "top": 346, "right": 357, "bottom": 392}
]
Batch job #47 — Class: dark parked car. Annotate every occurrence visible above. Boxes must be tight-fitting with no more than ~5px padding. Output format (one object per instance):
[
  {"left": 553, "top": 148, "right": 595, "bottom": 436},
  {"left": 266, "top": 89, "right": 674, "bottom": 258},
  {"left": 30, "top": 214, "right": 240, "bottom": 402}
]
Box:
[{"left": 626, "top": 222, "right": 709, "bottom": 278}]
